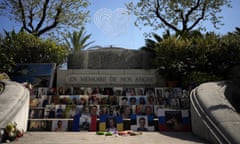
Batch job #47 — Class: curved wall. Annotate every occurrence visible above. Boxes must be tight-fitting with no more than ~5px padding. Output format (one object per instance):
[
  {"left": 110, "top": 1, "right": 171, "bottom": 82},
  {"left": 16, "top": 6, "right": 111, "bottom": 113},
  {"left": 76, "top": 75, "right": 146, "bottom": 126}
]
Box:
[
  {"left": 190, "top": 81, "right": 240, "bottom": 144},
  {"left": 0, "top": 80, "right": 29, "bottom": 132}
]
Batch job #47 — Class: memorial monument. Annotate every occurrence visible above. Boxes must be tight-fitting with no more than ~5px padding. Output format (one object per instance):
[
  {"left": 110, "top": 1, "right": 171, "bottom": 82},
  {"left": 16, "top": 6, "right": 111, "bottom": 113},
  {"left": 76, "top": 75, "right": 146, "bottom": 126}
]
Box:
[{"left": 57, "top": 47, "right": 164, "bottom": 88}]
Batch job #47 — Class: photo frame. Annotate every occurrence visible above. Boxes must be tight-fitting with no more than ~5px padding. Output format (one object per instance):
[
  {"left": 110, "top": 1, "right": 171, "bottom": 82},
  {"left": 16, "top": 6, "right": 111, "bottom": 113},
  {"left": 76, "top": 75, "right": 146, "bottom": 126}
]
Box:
[
  {"left": 28, "top": 120, "right": 51, "bottom": 131},
  {"left": 158, "top": 109, "right": 191, "bottom": 132},
  {"left": 113, "top": 87, "right": 123, "bottom": 96},
  {"left": 55, "top": 104, "right": 66, "bottom": 118},
  {"left": 125, "top": 88, "right": 136, "bottom": 96},
  {"left": 44, "top": 104, "right": 55, "bottom": 118},
  {"left": 51, "top": 120, "right": 68, "bottom": 131},
  {"left": 130, "top": 115, "right": 154, "bottom": 131},
  {"left": 29, "top": 108, "right": 44, "bottom": 119},
  {"left": 135, "top": 88, "right": 144, "bottom": 96},
  {"left": 79, "top": 114, "right": 91, "bottom": 131}
]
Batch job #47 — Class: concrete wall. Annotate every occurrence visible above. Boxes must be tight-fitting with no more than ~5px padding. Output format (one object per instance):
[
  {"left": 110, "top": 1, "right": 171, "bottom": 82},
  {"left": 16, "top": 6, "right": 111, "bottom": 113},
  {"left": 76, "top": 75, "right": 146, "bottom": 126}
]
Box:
[
  {"left": 190, "top": 81, "right": 240, "bottom": 144},
  {"left": 57, "top": 69, "right": 165, "bottom": 88},
  {"left": 0, "top": 80, "right": 29, "bottom": 132},
  {"left": 67, "top": 47, "right": 155, "bottom": 69}
]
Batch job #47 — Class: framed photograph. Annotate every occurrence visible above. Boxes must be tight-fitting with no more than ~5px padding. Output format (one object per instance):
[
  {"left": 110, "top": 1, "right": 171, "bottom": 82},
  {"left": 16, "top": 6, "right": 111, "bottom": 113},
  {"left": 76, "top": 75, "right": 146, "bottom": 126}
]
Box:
[
  {"left": 138, "top": 96, "right": 147, "bottom": 105},
  {"left": 99, "top": 115, "right": 123, "bottom": 132},
  {"left": 89, "top": 105, "right": 100, "bottom": 117},
  {"left": 99, "top": 95, "right": 108, "bottom": 105},
  {"left": 125, "top": 88, "right": 136, "bottom": 96},
  {"left": 155, "top": 88, "right": 163, "bottom": 97},
  {"left": 65, "top": 105, "right": 77, "bottom": 118},
  {"left": 99, "top": 105, "right": 109, "bottom": 116},
  {"left": 119, "top": 96, "right": 129, "bottom": 105},
  {"left": 172, "top": 88, "right": 182, "bottom": 97},
  {"left": 154, "top": 105, "right": 164, "bottom": 117},
  {"left": 165, "top": 111, "right": 183, "bottom": 131},
  {"left": 79, "top": 114, "right": 91, "bottom": 131},
  {"left": 67, "top": 95, "right": 79, "bottom": 105},
  {"left": 143, "top": 105, "right": 154, "bottom": 116},
  {"left": 163, "top": 88, "right": 172, "bottom": 98},
  {"left": 37, "top": 87, "right": 48, "bottom": 98},
  {"left": 28, "top": 120, "right": 51, "bottom": 131},
  {"left": 155, "top": 88, "right": 164, "bottom": 105},
  {"left": 79, "top": 95, "right": 89, "bottom": 105},
  {"left": 120, "top": 105, "right": 132, "bottom": 119},
  {"left": 103, "top": 87, "right": 113, "bottom": 95},
  {"left": 129, "top": 96, "right": 138, "bottom": 105},
  {"left": 113, "top": 87, "right": 123, "bottom": 96},
  {"left": 29, "top": 108, "right": 44, "bottom": 118},
  {"left": 136, "top": 115, "right": 148, "bottom": 131},
  {"left": 55, "top": 104, "right": 66, "bottom": 118},
  {"left": 85, "top": 87, "right": 93, "bottom": 95},
  {"left": 40, "top": 95, "right": 51, "bottom": 108},
  {"left": 44, "top": 104, "right": 55, "bottom": 118},
  {"left": 59, "top": 95, "right": 71, "bottom": 105},
  {"left": 146, "top": 95, "right": 155, "bottom": 105},
  {"left": 30, "top": 97, "right": 40, "bottom": 108},
  {"left": 108, "top": 95, "right": 118, "bottom": 105},
  {"left": 105, "top": 117, "right": 117, "bottom": 132},
  {"left": 109, "top": 105, "right": 121, "bottom": 116},
  {"left": 52, "top": 120, "right": 68, "bottom": 132},
  {"left": 130, "top": 115, "right": 154, "bottom": 131},
  {"left": 92, "top": 87, "right": 103, "bottom": 95},
  {"left": 144, "top": 88, "right": 155, "bottom": 97},
  {"left": 76, "top": 105, "right": 84, "bottom": 115},
  {"left": 135, "top": 88, "right": 144, "bottom": 96},
  {"left": 88, "top": 95, "right": 100, "bottom": 105}
]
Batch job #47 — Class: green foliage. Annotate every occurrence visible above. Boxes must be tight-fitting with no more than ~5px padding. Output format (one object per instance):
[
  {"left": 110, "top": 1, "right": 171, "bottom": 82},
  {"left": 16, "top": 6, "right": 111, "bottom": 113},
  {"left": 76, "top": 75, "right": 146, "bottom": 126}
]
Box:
[
  {"left": 0, "top": 31, "right": 69, "bottom": 72},
  {"left": 0, "top": 33, "right": 15, "bottom": 73},
  {"left": 155, "top": 35, "right": 192, "bottom": 81},
  {"left": 0, "top": 0, "right": 90, "bottom": 37},
  {"left": 149, "top": 27, "right": 240, "bottom": 85},
  {"left": 126, "top": 0, "right": 231, "bottom": 35},
  {"left": 63, "top": 27, "right": 94, "bottom": 53},
  {"left": 183, "top": 71, "right": 221, "bottom": 86}
]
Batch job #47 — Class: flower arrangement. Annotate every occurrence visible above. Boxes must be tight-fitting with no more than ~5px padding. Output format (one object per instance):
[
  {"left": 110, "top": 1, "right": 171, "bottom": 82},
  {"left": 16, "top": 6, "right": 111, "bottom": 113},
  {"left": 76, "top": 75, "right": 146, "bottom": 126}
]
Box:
[{"left": 0, "top": 122, "right": 24, "bottom": 143}]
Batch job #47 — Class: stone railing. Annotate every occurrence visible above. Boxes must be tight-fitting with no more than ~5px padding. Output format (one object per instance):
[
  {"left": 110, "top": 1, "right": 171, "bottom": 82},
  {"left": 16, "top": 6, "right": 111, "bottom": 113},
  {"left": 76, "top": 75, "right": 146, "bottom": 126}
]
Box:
[
  {"left": 0, "top": 80, "right": 29, "bottom": 132},
  {"left": 190, "top": 81, "right": 240, "bottom": 144}
]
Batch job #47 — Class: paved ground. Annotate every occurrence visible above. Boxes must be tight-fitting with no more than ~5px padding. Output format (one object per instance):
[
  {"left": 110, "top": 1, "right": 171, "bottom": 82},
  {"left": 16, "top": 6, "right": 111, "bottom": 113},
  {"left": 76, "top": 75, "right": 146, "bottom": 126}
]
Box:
[{"left": 10, "top": 132, "right": 209, "bottom": 144}]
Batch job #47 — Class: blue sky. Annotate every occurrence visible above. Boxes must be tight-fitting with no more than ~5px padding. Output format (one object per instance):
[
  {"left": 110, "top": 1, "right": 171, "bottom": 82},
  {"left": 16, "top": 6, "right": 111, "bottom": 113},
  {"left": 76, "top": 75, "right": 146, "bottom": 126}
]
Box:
[{"left": 0, "top": 0, "right": 240, "bottom": 49}]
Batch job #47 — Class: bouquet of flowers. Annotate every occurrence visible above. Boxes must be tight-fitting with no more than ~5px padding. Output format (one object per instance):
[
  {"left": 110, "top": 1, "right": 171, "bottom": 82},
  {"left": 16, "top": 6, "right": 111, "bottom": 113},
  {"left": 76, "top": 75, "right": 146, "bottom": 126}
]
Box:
[{"left": 0, "top": 122, "right": 24, "bottom": 143}]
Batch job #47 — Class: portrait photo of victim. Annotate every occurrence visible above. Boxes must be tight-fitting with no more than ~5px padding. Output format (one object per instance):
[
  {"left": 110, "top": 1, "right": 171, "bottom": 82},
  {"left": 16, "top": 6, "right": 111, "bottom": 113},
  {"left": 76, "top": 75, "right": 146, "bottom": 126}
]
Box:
[{"left": 165, "top": 111, "right": 183, "bottom": 131}]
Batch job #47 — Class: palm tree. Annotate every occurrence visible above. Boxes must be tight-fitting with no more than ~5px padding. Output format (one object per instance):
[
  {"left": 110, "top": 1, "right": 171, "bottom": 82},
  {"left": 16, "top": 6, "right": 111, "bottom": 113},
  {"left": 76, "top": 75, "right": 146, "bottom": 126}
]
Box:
[{"left": 64, "top": 27, "right": 95, "bottom": 53}]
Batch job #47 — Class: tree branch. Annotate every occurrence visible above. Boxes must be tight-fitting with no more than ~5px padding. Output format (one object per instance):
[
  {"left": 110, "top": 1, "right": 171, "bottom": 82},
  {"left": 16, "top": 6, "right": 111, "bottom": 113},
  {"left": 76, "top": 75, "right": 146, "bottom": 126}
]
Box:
[
  {"left": 37, "top": 2, "right": 62, "bottom": 36},
  {"left": 36, "top": 0, "right": 49, "bottom": 32},
  {"left": 154, "top": 0, "right": 180, "bottom": 33},
  {"left": 187, "top": 0, "right": 207, "bottom": 31},
  {"left": 28, "top": 8, "right": 34, "bottom": 31},
  {"left": 185, "top": 0, "right": 201, "bottom": 21},
  {"left": 179, "top": 10, "right": 187, "bottom": 32},
  {"left": 18, "top": 0, "right": 31, "bottom": 33}
]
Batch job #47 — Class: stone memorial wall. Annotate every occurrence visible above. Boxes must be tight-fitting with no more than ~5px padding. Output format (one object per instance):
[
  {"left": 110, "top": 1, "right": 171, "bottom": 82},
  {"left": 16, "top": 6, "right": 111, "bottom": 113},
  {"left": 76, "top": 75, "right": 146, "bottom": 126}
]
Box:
[{"left": 67, "top": 47, "right": 155, "bottom": 69}]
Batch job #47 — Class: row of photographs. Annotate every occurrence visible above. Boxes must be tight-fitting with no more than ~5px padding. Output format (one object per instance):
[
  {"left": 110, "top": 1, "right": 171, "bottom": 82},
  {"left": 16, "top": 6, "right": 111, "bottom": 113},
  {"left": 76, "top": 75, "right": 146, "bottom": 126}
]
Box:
[
  {"left": 30, "top": 94, "right": 190, "bottom": 108},
  {"left": 35, "top": 87, "right": 190, "bottom": 98},
  {"left": 29, "top": 102, "right": 190, "bottom": 119},
  {"left": 28, "top": 110, "right": 191, "bottom": 132}
]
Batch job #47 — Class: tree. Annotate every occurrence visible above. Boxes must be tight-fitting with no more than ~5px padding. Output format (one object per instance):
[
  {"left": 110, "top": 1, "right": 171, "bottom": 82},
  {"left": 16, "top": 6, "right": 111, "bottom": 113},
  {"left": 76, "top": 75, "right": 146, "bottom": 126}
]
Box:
[
  {"left": 0, "top": 33, "right": 15, "bottom": 73},
  {"left": 64, "top": 27, "right": 94, "bottom": 53},
  {"left": 0, "top": 31, "right": 69, "bottom": 72},
  {"left": 0, "top": 0, "right": 90, "bottom": 37},
  {"left": 126, "top": 0, "right": 231, "bottom": 35}
]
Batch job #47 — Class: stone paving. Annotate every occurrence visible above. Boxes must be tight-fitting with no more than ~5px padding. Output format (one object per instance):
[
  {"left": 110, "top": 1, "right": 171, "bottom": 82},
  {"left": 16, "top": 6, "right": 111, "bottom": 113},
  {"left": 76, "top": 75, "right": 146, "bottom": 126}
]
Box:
[{"left": 10, "top": 132, "right": 209, "bottom": 144}]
